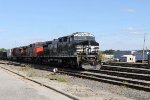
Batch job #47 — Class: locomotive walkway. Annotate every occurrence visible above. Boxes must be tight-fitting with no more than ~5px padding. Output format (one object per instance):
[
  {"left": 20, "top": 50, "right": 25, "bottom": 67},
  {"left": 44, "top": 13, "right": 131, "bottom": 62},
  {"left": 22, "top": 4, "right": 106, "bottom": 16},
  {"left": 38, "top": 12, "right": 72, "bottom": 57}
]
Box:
[{"left": 0, "top": 67, "right": 72, "bottom": 100}]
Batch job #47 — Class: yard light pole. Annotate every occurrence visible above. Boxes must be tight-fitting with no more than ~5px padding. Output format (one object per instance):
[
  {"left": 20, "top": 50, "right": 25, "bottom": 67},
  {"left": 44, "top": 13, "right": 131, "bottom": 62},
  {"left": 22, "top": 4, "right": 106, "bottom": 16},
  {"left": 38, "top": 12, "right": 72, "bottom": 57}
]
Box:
[{"left": 142, "top": 33, "right": 146, "bottom": 63}]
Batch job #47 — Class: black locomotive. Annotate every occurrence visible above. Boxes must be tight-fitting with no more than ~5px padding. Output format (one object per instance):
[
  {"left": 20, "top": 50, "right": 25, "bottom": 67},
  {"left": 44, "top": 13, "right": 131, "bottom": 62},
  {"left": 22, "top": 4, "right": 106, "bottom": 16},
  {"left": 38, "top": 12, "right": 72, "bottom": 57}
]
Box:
[{"left": 6, "top": 32, "right": 101, "bottom": 70}]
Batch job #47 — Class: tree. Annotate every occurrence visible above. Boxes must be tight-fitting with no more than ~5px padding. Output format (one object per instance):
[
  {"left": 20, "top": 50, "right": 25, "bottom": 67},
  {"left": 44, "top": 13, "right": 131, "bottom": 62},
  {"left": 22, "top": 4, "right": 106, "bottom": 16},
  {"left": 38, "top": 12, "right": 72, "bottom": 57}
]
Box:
[
  {"left": 0, "top": 48, "right": 6, "bottom": 52},
  {"left": 98, "top": 51, "right": 104, "bottom": 61},
  {"left": 103, "top": 49, "right": 115, "bottom": 55}
]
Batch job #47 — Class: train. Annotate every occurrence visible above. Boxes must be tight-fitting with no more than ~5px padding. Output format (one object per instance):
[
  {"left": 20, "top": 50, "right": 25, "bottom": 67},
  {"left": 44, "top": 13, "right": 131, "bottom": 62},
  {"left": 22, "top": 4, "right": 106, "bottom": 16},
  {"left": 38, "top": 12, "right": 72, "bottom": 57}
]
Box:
[
  {"left": 3, "top": 32, "right": 101, "bottom": 70},
  {"left": 0, "top": 51, "right": 7, "bottom": 60}
]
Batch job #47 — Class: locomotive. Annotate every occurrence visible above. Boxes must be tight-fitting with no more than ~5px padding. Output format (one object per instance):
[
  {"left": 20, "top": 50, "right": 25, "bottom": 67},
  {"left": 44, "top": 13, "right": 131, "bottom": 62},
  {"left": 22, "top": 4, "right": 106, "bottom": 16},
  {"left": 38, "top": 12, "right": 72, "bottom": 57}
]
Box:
[
  {"left": 0, "top": 51, "right": 7, "bottom": 60},
  {"left": 7, "top": 32, "right": 101, "bottom": 70}
]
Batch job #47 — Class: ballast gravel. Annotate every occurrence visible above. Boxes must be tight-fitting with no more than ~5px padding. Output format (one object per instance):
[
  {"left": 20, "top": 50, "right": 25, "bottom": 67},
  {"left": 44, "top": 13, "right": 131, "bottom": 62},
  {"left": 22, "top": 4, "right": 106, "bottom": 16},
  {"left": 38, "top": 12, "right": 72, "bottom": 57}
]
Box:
[{"left": 0, "top": 61, "right": 150, "bottom": 100}]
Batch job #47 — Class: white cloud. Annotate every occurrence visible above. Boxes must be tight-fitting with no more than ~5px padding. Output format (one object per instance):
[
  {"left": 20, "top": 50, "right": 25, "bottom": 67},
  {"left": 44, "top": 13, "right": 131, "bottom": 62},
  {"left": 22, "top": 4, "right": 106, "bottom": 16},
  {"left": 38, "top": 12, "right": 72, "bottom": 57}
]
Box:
[
  {"left": 127, "top": 27, "right": 134, "bottom": 31},
  {"left": 122, "top": 8, "right": 136, "bottom": 13},
  {"left": 126, "top": 27, "right": 144, "bottom": 34},
  {"left": 126, "top": 8, "right": 136, "bottom": 13}
]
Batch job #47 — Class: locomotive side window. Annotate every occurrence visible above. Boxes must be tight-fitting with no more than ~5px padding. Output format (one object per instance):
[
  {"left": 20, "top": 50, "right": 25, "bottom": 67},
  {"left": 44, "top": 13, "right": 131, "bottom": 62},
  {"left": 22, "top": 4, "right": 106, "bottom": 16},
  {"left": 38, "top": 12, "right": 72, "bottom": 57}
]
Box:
[
  {"left": 63, "top": 37, "right": 67, "bottom": 42},
  {"left": 70, "top": 36, "right": 74, "bottom": 42},
  {"left": 59, "top": 38, "right": 62, "bottom": 42},
  {"left": 74, "top": 36, "right": 95, "bottom": 40},
  {"left": 87, "top": 36, "right": 95, "bottom": 40}
]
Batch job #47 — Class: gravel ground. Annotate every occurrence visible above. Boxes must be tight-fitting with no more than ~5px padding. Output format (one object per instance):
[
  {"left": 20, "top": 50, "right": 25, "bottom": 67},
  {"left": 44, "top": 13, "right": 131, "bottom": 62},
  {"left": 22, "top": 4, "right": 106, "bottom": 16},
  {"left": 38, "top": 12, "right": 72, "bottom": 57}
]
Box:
[
  {"left": 0, "top": 61, "right": 150, "bottom": 100},
  {"left": 68, "top": 77, "right": 150, "bottom": 100}
]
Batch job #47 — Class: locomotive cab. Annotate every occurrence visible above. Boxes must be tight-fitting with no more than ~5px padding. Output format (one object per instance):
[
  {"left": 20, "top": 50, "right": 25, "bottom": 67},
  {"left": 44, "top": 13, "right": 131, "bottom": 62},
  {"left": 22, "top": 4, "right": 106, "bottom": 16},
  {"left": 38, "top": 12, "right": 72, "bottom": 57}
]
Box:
[
  {"left": 75, "top": 40, "right": 101, "bottom": 70},
  {"left": 71, "top": 32, "right": 101, "bottom": 70}
]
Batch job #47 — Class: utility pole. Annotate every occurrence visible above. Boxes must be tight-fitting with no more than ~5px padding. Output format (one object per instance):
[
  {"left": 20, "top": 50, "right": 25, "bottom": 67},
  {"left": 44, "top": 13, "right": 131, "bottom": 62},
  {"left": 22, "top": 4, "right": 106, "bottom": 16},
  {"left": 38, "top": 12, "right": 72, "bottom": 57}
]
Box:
[{"left": 142, "top": 33, "right": 146, "bottom": 63}]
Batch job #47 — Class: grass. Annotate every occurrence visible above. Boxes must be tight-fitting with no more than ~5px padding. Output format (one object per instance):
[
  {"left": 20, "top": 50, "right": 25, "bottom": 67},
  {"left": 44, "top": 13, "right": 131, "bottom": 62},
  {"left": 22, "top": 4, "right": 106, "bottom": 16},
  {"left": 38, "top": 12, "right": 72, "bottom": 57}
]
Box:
[
  {"left": 57, "top": 76, "right": 68, "bottom": 82},
  {"left": 27, "top": 69, "right": 45, "bottom": 77},
  {"left": 19, "top": 64, "right": 43, "bottom": 77},
  {"left": 19, "top": 64, "right": 32, "bottom": 71},
  {"left": 27, "top": 71, "right": 68, "bottom": 83},
  {"left": 47, "top": 74, "right": 68, "bottom": 82},
  {"left": 17, "top": 64, "right": 69, "bottom": 82},
  {"left": 27, "top": 70, "right": 37, "bottom": 77}
]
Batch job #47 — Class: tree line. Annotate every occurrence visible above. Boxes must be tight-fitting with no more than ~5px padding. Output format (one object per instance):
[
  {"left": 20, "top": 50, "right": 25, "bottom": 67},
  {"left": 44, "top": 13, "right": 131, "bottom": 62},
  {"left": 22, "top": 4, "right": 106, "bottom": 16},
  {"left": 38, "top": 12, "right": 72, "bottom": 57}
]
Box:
[
  {"left": 101, "top": 49, "right": 116, "bottom": 55},
  {"left": 0, "top": 48, "right": 6, "bottom": 52}
]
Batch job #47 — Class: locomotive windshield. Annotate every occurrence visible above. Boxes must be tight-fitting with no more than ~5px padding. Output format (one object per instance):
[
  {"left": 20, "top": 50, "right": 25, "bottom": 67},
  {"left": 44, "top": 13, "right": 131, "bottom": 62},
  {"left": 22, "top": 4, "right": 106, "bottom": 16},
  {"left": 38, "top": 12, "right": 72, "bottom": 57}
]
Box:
[{"left": 74, "top": 36, "right": 95, "bottom": 41}]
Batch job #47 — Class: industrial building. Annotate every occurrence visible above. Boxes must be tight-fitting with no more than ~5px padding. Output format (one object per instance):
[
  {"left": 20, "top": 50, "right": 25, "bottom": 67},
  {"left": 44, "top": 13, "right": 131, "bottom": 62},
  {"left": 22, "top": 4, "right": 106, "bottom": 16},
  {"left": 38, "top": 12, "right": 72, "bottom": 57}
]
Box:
[
  {"left": 120, "top": 55, "right": 136, "bottom": 63},
  {"left": 114, "top": 50, "right": 149, "bottom": 62},
  {"left": 102, "top": 54, "right": 114, "bottom": 61},
  {"left": 133, "top": 52, "right": 149, "bottom": 62}
]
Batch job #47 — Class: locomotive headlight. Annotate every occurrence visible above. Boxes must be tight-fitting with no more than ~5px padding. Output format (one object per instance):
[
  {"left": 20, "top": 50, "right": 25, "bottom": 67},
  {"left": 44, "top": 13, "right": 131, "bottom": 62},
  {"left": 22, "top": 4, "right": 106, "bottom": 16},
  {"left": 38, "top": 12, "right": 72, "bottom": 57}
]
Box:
[{"left": 95, "top": 56, "right": 97, "bottom": 60}]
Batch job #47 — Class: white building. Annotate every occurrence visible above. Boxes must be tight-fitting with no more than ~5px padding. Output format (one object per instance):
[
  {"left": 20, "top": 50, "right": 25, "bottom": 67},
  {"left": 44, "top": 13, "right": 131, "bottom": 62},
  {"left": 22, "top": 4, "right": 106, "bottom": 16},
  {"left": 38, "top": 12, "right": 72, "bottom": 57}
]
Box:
[
  {"left": 114, "top": 51, "right": 136, "bottom": 60},
  {"left": 103, "top": 54, "right": 114, "bottom": 61},
  {"left": 114, "top": 50, "right": 149, "bottom": 62},
  {"left": 120, "top": 55, "right": 135, "bottom": 63},
  {"left": 103, "top": 54, "right": 114, "bottom": 59}
]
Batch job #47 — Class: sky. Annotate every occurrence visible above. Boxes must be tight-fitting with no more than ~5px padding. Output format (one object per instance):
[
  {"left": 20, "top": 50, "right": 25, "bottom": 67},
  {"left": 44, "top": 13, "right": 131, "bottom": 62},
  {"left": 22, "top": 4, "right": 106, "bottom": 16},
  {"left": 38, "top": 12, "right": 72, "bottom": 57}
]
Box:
[{"left": 0, "top": 0, "right": 150, "bottom": 50}]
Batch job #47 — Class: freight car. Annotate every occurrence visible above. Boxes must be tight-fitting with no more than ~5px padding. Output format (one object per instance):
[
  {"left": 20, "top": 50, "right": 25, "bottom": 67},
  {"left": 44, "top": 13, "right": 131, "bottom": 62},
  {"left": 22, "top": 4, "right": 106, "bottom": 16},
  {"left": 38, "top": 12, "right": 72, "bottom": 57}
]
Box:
[{"left": 7, "top": 32, "right": 101, "bottom": 70}]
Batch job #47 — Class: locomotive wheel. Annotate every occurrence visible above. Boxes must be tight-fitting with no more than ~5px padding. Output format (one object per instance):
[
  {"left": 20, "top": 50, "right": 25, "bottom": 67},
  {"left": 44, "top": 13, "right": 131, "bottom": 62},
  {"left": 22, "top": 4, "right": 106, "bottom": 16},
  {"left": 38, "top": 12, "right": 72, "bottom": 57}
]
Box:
[
  {"left": 95, "top": 63, "right": 101, "bottom": 70},
  {"left": 76, "top": 62, "right": 82, "bottom": 69},
  {"left": 81, "top": 62, "right": 101, "bottom": 70}
]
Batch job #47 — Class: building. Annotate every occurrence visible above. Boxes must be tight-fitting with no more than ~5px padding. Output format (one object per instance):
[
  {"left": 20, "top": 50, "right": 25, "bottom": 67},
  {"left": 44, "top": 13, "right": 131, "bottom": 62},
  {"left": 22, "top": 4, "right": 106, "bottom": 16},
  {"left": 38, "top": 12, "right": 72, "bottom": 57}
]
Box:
[
  {"left": 103, "top": 54, "right": 114, "bottom": 59},
  {"left": 120, "top": 55, "right": 135, "bottom": 63},
  {"left": 148, "top": 54, "right": 150, "bottom": 64},
  {"left": 114, "top": 50, "right": 149, "bottom": 62},
  {"left": 114, "top": 51, "right": 136, "bottom": 60},
  {"left": 103, "top": 54, "right": 114, "bottom": 61},
  {"left": 133, "top": 51, "right": 149, "bottom": 62}
]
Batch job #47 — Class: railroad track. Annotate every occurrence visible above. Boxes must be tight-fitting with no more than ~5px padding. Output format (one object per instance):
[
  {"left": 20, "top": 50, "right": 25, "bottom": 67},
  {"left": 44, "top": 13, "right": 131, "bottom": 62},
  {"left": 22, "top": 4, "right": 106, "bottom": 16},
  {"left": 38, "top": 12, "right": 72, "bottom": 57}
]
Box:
[
  {"left": 102, "top": 65, "right": 150, "bottom": 74},
  {"left": 106, "top": 62, "right": 149, "bottom": 69},
  {"left": 1, "top": 60, "right": 150, "bottom": 92},
  {"left": 58, "top": 69, "right": 150, "bottom": 92},
  {"left": 89, "top": 65, "right": 150, "bottom": 81}
]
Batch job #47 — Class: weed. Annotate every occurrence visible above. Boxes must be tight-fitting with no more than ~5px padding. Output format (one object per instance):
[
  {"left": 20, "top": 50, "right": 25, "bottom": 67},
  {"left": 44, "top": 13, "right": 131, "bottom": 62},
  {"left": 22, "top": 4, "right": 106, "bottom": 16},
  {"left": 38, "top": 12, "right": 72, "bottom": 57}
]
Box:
[
  {"left": 19, "top": 64, "right": 32, "bottom": 71},
  {"left": 27, "top": 69, "right": 44, "bottom": 77},
  {"left": 48, "top": 74, "right": 68, "bottom": 82}
]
